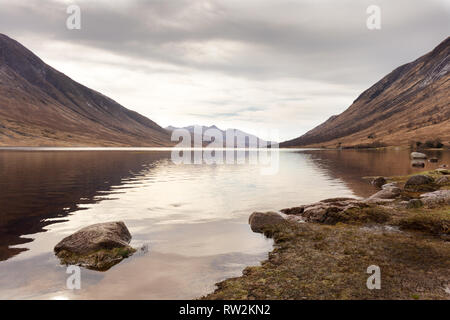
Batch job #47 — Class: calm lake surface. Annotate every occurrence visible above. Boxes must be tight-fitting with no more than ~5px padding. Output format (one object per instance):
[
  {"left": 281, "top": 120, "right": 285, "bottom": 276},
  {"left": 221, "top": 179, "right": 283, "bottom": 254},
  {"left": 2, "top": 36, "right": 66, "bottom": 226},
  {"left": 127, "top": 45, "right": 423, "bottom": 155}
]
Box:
[{"left": 0, "top": 148, "right": 448, "bottom": 299}]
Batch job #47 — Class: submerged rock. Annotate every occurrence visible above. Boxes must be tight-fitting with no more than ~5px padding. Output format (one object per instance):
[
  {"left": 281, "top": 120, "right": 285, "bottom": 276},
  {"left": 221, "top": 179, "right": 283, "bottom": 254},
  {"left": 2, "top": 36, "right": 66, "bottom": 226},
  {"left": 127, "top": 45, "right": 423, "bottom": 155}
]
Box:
[
  {"left": 371, "top": 177, "right": 387, "bottom": 188},
  {"left": 54, "top": 221, "right": 136, "bottom": 271},
  {"left": 411, "top": 160, "right": 425, "bottom": 168},
  {"left": 249, "top": 211, "right": 285, "bottom": 233},
  {"left": 410, "top": 152, "right": 427, "bottom": 159},
  {"left": 404, "top": 175, "right": 436, "bottom": 192}
]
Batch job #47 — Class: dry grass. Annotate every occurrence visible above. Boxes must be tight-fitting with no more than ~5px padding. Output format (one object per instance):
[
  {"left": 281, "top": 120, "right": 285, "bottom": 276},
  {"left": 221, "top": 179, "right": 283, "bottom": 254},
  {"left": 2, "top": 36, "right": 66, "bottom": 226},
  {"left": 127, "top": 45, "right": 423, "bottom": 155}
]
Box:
[
  {"left": 204, "top": 219, "right": 449, "bottom": 300},
  {"left": 204, "top": 202, "right": 450, "bottom": 300}
]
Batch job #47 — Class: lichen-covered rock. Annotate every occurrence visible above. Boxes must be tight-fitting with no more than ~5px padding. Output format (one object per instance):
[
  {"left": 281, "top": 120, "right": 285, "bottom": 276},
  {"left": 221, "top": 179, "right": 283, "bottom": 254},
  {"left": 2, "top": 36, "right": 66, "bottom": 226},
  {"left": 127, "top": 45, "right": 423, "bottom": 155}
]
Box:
[
  {"left": 436, "top": 176, "right": 450, "bottom": 186},
  {"left": 302, "top": 204, "right": 329, "bottom": 222},
  {"left": 287, "top": 199, "right": 389, "bottom": 225},
  {"left": 249, "top": 212, "right": 285, "bottom": 233},
  {"left": 371, "top": 177, "right": 386, "bottom": 188},
  {"left": 285, "top": 215, "right": 305, "bottom": 223},
  {"left": 420, "top": 190, "right": 450, "bottom": 208},
  {"left": 436, "top": 168, "right": 450, "bottom": 175},
  {"left": 280, "top": 206, "right": 305, "bottom": 215},
  {"left": 54, "top": 221, "right": 136, "bottom": 271},
  {"left": 410, "top": 152, "right": 427, "bottom": 159},
  {"left": 368, "top": 187, "right": 401, "bottom": 200},
  {"left": 404, "top": 175, "right": 436, "bottom": 192},
  {"left": 397, "top": 201, "right": 409, "bottom": 208},
  {"left": 381, "top": 183, "right": 398, "bottom": 190}
]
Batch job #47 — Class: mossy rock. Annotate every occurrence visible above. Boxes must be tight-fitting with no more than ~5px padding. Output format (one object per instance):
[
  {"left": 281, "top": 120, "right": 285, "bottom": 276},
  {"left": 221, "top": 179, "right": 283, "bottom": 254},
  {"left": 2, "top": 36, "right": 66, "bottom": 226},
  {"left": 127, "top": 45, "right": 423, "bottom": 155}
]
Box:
[
  {"left": 404, "top": 175, "right": 437, "bottom": 192},
  {"left": 54, "top": 221, "right": 136, "bottom": 271}
]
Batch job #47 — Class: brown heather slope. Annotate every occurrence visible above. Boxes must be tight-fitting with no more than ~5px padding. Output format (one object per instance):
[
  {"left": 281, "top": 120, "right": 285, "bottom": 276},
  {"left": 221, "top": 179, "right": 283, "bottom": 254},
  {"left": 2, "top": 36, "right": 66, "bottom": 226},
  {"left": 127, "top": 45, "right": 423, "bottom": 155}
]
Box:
[
  {"left": 0, "top": 34, "right": 173, "bottom": 147},
  {"left": 281, "top": 37, "right": 450, "bottom": 148}
]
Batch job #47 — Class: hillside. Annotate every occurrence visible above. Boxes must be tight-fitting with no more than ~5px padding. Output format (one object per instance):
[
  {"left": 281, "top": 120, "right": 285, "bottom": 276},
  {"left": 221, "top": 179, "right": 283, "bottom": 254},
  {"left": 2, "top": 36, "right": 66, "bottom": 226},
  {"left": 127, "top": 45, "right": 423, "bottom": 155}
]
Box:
[
  {"left": 0, "top": 34, "right": 172, "bottom": 147},
  {"left": 281, "top": 37, "right": 450, "bottom": 148}
]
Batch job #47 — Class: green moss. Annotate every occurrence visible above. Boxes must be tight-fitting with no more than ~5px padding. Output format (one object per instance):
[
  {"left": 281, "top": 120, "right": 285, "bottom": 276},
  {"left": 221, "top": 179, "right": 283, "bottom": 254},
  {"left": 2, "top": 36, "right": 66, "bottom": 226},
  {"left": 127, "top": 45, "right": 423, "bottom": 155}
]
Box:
[
  {"left": 203, "top": 169, "right": 450, "bottom": 300},
  {"left": 397, "top": 207, "right": 450, "bottom": 235},
  {"left": 333, "top": 206, "right": 391, "bottom": 224},
  {"left": 56, "top": 246, "right": 136, "bottom": 271},
  {"left": 386, "top": 170, "right": 444, "bottom": 185},
  {"left": 114, "top": 247, "right": 136, "bottom": 258},
  {"left": 203, "top": 220, "right": 450, "bottom": 300}
]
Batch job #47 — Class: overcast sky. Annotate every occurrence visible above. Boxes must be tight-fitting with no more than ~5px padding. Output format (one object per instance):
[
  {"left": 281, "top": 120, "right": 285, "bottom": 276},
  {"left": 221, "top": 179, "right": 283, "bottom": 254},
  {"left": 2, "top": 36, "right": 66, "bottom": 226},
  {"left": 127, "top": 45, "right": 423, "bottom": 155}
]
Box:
[{"left": 0, "top": 0, "right": 449, "bottom": 141}]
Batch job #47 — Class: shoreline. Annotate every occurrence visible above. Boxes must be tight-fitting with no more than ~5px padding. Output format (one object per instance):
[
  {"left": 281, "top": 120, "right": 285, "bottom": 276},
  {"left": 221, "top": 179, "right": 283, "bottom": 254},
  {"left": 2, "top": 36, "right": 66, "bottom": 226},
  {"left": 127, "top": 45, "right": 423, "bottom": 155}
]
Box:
[{"left": 203, "top": 169, "right": 450, "bottom": 300}]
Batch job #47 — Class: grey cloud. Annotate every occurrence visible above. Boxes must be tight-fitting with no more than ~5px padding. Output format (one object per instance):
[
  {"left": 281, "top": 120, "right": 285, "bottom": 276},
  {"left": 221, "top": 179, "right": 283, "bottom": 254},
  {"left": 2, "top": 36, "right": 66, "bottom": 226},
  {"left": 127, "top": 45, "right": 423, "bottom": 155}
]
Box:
[
  {"left": 187, "top": 112, "right": 239, "bottom": 119},
  {"left": 0, "top": 0, "right": 448, "bottom": 140},
  {"left": 1, "top": 0, "right": 448, "bottom": 86},
  {"left": 243, "top": 106, "right": 265, "bottom": 112}
]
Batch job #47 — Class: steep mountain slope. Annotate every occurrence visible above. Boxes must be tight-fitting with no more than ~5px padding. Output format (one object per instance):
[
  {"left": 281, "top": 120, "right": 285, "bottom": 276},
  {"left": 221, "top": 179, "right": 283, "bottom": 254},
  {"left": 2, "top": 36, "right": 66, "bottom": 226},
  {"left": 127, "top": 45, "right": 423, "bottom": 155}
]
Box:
[
  {"left": 281, "top": 37, "right": 450, "bottom": 148},
  {"left": 0, "top": 34, "right": 172, "bottom": 146}
]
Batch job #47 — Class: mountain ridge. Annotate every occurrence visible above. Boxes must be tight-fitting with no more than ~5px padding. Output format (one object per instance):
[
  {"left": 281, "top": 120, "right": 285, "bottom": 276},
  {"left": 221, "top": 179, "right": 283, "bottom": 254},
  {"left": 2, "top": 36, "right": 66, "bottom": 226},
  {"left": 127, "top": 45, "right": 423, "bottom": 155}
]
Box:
[
  {"left": 281, "top": 37, "right": 450, "bottom": 148},
  {"left": 0, "top": 33, "right": 173, "bottom": 147}
]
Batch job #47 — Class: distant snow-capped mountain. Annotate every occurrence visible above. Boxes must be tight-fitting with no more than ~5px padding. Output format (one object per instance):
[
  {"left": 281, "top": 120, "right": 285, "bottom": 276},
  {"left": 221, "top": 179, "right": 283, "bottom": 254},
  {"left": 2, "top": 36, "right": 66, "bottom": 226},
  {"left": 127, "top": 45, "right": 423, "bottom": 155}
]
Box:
[{"left": 166, "top": 125, "right": 276, "bottom": 147}]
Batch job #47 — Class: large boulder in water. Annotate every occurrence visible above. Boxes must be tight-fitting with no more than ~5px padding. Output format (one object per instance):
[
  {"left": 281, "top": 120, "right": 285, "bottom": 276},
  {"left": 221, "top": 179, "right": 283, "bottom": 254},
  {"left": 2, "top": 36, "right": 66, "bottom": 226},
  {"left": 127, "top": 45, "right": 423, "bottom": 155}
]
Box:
[
  {"left": 249, "top": 211, "right": 285, "bottom": 233},
  {"left": 404, "top": 175, "right": 436, "bottom": 192},
  {"left": 411, "top": 160, "right": 425, "bottom": 168},
  {"left": 410, "top": 152, "right": 427, "bottom": 159},
  {"left": 54, "top": 221, "right": 136, "bottom": 271}
]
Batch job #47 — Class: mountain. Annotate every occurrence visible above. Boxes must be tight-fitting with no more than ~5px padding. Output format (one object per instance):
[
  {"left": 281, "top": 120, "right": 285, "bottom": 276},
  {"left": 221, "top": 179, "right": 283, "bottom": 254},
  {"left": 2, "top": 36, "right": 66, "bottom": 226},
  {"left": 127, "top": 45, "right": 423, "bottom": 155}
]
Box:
[
  {"left": 0, "top": 34, "right": 173, "bottom": 146},
  {"left": 166, "top": 125, "right": 276, "bottom": 147},
  {"left": 281, "top": 37, "right": 450, "bottom": 148}
]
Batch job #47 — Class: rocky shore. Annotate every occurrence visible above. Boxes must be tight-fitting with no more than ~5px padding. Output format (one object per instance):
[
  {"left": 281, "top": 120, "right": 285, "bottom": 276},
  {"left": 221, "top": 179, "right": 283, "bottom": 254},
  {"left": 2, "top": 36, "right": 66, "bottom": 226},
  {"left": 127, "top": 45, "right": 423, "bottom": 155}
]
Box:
[{"left": 204, "top": 168, "right": 450, "bottom": 300}]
